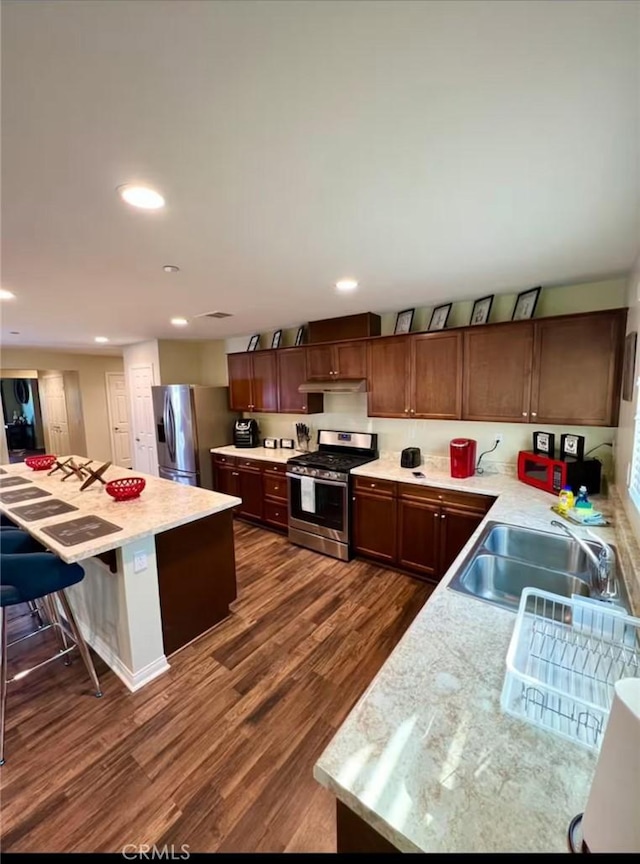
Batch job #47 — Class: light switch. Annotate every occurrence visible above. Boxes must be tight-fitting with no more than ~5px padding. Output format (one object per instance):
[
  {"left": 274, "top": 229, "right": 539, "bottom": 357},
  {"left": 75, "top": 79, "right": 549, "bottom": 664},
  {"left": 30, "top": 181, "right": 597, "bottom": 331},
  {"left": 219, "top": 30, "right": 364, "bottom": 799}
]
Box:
[{"left": 133, "top": 552, "right": 148, "bottom": 573}]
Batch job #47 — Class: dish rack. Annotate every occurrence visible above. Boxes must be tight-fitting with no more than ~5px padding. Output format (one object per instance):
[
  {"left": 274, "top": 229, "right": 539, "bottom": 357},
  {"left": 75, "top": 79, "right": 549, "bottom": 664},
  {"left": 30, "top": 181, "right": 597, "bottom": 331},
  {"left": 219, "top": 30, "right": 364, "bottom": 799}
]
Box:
[{"left": 501, "top": 588, "right": 640, "bottom": 751}]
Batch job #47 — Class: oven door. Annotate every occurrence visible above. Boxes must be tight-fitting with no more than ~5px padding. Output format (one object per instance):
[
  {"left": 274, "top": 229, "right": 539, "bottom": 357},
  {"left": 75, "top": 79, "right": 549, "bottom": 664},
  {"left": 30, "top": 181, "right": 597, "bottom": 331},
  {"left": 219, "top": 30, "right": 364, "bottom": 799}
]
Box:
[{"left": 287, "top": 473, "right": 348, "bottom": 542}]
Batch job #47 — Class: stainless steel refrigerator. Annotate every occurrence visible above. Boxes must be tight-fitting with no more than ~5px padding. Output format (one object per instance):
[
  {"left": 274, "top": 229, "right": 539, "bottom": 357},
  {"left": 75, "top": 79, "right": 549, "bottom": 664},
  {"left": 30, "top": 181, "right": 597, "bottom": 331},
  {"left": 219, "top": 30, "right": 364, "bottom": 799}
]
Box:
[{"left": 152, "top": 385, "right": 237, "bottom": 489}]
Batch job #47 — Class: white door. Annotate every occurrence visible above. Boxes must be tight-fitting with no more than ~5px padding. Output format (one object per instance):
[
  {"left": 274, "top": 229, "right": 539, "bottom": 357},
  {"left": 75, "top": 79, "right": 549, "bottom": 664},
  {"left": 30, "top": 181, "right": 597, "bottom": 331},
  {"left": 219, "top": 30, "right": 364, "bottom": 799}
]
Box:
[
  {"left": 41, "top": 374, "right": 71, "bottom": 456},
  {"left": 106, "top": 373, "right": 132, "bottom": 468},
  {"left": 130, "top": 365, "right": 157, "bottom": 475}
]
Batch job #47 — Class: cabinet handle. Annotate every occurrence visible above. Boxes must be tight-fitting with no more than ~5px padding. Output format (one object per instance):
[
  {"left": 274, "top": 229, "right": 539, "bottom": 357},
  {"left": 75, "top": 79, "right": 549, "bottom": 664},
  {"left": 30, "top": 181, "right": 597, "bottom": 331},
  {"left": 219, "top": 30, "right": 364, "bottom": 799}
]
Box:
[
  {"left": 410, "top": 408, "right": 415, "bottom": 414},
  {"left": 352, "top": 496, "right": 356, "bottom": 502},
  {"left": 274, "top": 511, "right": 280, "bottom": 517},
  {"left": 434, "top": 512, "right": 438, "bottom": 518},
  {"left": 232, "top": 472, "right": 239, "bottom": 476},
  {"left": 531, "top": 412, "right": 538, "bottom": 417},
  {"left": 404, "top": 408, "right": 409, "bottom": 414},
  {"left": 441, "top": 513, "right": 446, "bottom": 519},
  {"left": 522, "top": 411, "right": 528, "bottom": 417},
  {"left": 274, "top": 485, "right": 280, "bottom": 491},
  {"left": 370, "top": 483, "right": 376, "bottom": 488}
]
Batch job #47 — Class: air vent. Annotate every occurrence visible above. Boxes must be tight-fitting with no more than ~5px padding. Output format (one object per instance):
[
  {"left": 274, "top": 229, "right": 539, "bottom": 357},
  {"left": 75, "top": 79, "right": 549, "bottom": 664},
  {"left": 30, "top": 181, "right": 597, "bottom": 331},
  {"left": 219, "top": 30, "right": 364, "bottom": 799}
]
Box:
[{"left": 197, "top": 311, "right": 233, "bottom": 319}]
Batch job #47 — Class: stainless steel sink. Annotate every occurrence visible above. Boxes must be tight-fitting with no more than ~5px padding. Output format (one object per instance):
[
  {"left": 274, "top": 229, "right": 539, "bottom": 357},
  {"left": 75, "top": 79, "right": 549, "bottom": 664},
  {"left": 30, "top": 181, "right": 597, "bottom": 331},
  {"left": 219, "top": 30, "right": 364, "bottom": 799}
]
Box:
[
  {"left": 448, "top": 521, "right": 630, "bottom": 613},
  {"left": 482, "top": 524, "right": 602, "bottom": 574}
]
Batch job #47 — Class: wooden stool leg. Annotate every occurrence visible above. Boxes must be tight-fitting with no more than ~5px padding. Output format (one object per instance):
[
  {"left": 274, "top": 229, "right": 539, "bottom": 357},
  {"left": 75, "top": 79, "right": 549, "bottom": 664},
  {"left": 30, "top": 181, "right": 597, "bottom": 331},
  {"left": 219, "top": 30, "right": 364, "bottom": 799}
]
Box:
[
  {"left": 57, "top": 592, "right": 102, "bottom": 698},
  {"left": 0, "top": 608, "right": 8, "bottom": 766}
]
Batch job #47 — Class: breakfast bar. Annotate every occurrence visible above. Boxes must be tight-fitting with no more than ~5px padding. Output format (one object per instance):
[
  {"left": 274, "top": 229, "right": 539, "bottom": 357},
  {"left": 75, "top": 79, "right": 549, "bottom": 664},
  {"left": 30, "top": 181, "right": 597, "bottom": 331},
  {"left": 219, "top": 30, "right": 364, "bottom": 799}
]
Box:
[{"left": 0, "top": 458, "right": 241, "bottom": 690}]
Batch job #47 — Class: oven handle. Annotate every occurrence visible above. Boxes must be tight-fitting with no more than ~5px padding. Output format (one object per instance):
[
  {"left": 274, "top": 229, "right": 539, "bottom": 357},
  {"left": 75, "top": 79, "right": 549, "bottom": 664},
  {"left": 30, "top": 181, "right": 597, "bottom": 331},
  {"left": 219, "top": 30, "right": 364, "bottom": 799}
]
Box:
[{"left": 286, "top": 473, "right": 347, "bottom": 487}]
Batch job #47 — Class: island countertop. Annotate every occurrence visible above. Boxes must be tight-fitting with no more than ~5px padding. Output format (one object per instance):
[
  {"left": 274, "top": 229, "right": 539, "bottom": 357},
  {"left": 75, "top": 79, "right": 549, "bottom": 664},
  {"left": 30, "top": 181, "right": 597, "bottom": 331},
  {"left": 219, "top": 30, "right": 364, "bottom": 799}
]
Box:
[
  {"left": 315, "top": 457, "right": 639, "bottom": 853},
  {"left": 0, "top": 457, "right": 241, "bottom": 564}
]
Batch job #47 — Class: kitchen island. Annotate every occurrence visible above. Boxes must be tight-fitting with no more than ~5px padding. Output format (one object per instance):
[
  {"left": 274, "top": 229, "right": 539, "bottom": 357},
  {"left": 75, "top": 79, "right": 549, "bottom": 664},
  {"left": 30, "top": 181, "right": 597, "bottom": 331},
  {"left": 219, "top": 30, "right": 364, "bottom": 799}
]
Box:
[
  {"left": 315, "top": 458, "right": 640, "bottom": 853},
  {"left": 0, "top": 457, "right": 241, "bottom": 690}
]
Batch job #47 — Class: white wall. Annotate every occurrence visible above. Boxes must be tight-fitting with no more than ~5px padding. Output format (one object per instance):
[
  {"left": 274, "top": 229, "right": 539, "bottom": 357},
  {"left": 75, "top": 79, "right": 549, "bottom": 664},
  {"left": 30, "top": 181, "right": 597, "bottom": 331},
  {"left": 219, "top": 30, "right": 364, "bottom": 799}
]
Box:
[{"left": 615, "top": 258, "right": 640, "bottom": 538}]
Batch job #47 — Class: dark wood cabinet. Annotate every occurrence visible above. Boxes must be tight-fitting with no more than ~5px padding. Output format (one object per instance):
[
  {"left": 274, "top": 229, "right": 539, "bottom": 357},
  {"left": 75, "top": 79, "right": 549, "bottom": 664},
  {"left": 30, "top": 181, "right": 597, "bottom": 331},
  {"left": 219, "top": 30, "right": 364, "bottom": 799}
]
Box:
[
  {"left": 439, "top": 505, "right": 484, "bottom": 575},
  {"left": 306, "top": 341, "right": 367, "bottom": 381},
  {"left": 237, "top": 466, "right": 263, "bottom": 520},
  {"left": 367, "top": 337, "right": 410, "bottom": 417},
  {"left": 213, "top": 462, "right": 239, "bottom": 499},
  {"left": 530, "top": 310, "right": 625, "bottom": 426},
  {"left": 227, "top": 351, "right": 277, "bottom": 412},
  {"left": 397, "top": 496, "right": 440, "bottom": 576},
  {"left": 352, "top": 489, "right": 397, "bottom": 564},
  {"left": 212, "top": 455, "right": 289, "bottom": 532},
  {"left": 276, "top": 348, "right": 324, "bottom": 414},
  {"left": 308, "top": 312, "right": 381, "bottom": 343},
  {"left": 412, "top": 332, "right": 463, "bottom": 419},
  {"left": 462, "top": 322, "right": 534, "bottom": 422}
]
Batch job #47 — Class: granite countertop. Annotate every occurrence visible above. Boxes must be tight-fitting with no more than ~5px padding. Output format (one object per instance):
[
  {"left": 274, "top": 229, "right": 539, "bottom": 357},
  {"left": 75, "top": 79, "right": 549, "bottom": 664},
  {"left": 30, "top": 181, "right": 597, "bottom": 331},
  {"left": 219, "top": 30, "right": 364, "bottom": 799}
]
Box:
[
  {"left": 211, "top": 444, "right": 301, "bottom": 465},
  {"left": 0, "top": 457, "right": 241, "bottom": 564},
  {"left": 315, "top": 456, "right": 638, "bottom": 853}
]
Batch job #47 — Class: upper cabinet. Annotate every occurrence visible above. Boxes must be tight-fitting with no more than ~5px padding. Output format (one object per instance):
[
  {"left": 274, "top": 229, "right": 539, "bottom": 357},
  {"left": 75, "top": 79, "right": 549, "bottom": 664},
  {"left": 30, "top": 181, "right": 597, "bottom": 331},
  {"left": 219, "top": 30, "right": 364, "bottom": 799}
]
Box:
[
  {"left": 462, "top": 309, "right": 626, "bottom": 426},
  {"left": 227, "top": 351, "right": 277, "bottom": 412},
  {"left": 368, "top": 332, "right": 463, "bottom": 419},
  {"left": 530, "top": 310, "right": 625, "bottom": 426},
  {"left": 276, "top": 348, "right": 324, "bottom": 414},
  {"left": 306, "top": 340, "right": 368, "bottom": 381},
  {"left": 462, "top": 323, "right": 534, "bottom": 422}
]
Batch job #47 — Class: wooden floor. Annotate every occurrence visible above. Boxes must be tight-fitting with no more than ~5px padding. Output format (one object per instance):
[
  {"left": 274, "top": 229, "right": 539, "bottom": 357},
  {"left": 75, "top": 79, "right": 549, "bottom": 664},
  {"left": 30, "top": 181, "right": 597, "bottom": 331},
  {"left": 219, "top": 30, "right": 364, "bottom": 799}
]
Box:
[{"left": 0, "top": 522, "right": 432, "bottom": 853}]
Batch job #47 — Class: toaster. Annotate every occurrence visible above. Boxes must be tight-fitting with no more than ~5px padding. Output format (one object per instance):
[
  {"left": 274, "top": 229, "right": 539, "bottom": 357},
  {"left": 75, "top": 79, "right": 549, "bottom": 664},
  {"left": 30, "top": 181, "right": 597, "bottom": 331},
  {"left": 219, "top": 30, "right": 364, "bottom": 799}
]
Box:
[{"left": 401, "top": 447, "right": 421, "bottom": 469}]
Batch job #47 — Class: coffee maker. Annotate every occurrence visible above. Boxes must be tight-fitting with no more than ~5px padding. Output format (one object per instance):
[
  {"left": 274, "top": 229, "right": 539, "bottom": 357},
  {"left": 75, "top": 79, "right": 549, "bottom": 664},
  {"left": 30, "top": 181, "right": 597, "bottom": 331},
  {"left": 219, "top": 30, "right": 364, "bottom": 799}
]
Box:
[{"left": 450, "top": 438, "right": 477, "bottom": 478}]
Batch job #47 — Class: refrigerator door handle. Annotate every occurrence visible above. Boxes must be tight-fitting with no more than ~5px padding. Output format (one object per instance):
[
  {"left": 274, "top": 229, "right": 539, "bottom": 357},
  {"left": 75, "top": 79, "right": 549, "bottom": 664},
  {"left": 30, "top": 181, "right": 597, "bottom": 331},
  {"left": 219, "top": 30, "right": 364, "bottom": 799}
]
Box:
[{"left": 165, "top": 391, "right": 177, "bottom": 463}]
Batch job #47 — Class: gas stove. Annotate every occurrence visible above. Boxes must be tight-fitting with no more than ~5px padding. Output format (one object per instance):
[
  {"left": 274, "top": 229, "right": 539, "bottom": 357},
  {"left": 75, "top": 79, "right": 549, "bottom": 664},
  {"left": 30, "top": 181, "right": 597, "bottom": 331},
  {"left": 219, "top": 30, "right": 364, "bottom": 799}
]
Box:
[{"left": 287, "top": 430, "right": 378, "bottom": 482}]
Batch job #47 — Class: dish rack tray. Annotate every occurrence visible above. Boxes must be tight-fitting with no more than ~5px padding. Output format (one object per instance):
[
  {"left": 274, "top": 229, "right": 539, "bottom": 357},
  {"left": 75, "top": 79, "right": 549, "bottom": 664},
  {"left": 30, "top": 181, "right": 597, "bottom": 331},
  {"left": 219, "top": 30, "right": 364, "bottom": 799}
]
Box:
[{"left": 501, "top": 588, "right": 640, "bottom": 751}]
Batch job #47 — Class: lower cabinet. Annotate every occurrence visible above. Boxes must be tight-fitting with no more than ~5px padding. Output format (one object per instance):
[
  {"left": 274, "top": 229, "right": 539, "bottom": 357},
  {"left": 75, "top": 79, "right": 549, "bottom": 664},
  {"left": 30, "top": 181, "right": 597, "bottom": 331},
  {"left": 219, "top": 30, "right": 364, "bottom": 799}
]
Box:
[
  {"left": 355, "top": 477, "right": 494, "bottom": 582},
  {"left": 211, "top": 455, "right": 289, "bottom": 531},
  {"left": 237, "top": 466, "right": 263, "bottom": 521}
]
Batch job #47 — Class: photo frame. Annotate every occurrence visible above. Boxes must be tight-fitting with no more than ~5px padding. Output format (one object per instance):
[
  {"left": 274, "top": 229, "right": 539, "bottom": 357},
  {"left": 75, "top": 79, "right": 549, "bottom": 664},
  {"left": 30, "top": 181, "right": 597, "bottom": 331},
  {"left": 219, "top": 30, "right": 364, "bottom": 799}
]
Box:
[
  {"left": 394, "top": 308, "right": 414, "bottom": 335},
  {"left": 271, "top": 329, "right": 282, "bottom": 349},
  {"left": 623, "top": 331, "right": 637, "bottom": 401},
  {"left": 428, "top": 303, "right": 452, "bottom": 331},
  {"left": 512, "top": 286, "right": 541, "bottom": 321},
  {"left": 247, "top": 334, "right": 260, "bottom": 352},
  {"left": 470, "top": 295, "right": 493, "bottom": 326},
  {"left": 294, "top": 326, "right": 306, "bottom": 347}
]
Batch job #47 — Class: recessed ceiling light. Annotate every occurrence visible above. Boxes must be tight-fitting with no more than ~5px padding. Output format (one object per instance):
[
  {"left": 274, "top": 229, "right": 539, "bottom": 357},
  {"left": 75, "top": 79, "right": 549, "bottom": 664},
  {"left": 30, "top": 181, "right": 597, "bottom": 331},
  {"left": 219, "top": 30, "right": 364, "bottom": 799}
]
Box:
[
  {"left": 171, "top": 317, "right": 188, "bottom": 327},
  {"left": 117, "top": 185, "right": 165, "bottom": 210},
  {"left": 95, "top": 336, "right": 109, "bottom": 343},
  {"left": 163, "top": 265, "right": 180, "bottom": 273},
  {"left": 0, "top": 289, "right": 16, "bottom": 300},
  {"left": 335, "top": 279, "right": 358, "bottom": 292}
]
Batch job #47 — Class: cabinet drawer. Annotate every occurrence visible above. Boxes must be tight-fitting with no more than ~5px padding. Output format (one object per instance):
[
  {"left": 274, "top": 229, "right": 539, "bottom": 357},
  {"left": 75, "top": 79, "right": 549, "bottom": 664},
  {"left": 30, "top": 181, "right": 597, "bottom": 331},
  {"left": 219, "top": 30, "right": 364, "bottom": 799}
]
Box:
[
  {"left": 263, "top": 462, "right": 287, "bottom": 476},
  {"left": 213, "top": 454, "right": 236, "bottom": 466},
  {"left": 264, "top": 500, "right": 288, "bottom": 528},
  {"left": 442, "top": 489, "right": 494, "bottom": 513},
  {"left": 353, "top": 476, "right": 396, "bottom": 497},
  {"left": 398, "top": 482, "right": 442, "bottom": 504},
  {"left": 264, "top": 475, "right": 287, "bottom": 501},
  {"left": 237, "top": 458, "right": 262, "bottom": 472}
]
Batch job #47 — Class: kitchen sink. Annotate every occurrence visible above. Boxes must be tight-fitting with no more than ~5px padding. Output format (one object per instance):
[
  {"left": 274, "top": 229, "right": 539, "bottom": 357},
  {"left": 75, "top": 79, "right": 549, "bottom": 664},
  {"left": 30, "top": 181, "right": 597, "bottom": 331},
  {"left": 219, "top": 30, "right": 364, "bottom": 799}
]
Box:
[{"left": 448, "top": 521, "right": 630, "bottom": 614}]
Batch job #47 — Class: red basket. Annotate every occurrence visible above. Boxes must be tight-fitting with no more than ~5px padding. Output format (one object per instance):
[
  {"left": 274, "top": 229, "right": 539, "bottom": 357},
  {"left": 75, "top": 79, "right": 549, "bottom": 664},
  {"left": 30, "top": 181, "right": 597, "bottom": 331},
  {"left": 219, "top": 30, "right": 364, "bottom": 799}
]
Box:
[
  {"left": 25, "top": 454, "right": 57, "bottom": 471},
  {"left": 105, "top": 476, "right": 146, "bottom": 501}
]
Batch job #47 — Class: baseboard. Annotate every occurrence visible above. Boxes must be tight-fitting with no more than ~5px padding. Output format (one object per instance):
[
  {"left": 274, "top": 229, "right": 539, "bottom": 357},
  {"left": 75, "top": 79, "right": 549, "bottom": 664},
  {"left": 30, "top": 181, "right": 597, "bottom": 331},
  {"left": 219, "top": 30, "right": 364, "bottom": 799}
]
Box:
[{"left": 76, "top": 620, "right": 170, "bottom": 692}]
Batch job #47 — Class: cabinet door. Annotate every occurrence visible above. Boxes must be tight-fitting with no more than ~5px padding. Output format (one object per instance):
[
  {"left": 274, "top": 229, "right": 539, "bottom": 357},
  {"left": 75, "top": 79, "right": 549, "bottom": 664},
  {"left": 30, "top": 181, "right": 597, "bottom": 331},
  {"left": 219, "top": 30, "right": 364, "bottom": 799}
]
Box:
[
  {"left": 306, "top": 345, "right": 334, "bottom": 381},
  {"left": 412, "top": 332, "right": 462, "bottom": 419},
  {"left": 462, "top": 323, "right": 534, "bottom": 422},
  {"left": 251, "top": 351, "right": 278, "bottom": 412},
  {"left": 237, "top": 468, "right": 263, "bottom": 520},
  {"left": 214, "top": 463, "right": 239, "bottom": 499},
  {"left": 334, "top": 341, "right": 367, "bottom": 379},
  {"left": 352, "top": 492, "right": 397, "bottom": 563},
  {"left": 277, "top": 349, "right": 324, "bottom": 414},
  {"left": 227, "top": 353, "right": 253, "bottom": 411},
  {"left": 397, "top": 497, "right": 440, "bottom": 576},
  {"left": 531, "top": 311, "right": 625, "bottom": 426},
  {"left": 367, "top": 338, "right": 410, "bottom": 418},
  {"left": 439, "top": 505, "right": 484, "bottom": 576}
]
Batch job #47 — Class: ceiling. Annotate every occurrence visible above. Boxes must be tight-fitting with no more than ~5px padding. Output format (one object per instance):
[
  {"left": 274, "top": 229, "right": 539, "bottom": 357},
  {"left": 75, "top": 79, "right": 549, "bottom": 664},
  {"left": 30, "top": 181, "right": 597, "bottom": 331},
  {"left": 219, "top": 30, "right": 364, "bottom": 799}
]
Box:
[{"left": 2, "top": 0, "right": 639, "bottom": 351}]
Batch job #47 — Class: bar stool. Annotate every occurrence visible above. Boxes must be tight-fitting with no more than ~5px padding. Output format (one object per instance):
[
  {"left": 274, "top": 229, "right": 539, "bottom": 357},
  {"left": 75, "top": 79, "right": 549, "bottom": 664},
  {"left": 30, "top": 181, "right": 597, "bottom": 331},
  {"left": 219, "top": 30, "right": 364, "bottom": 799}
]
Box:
[
  {"left": 1, "top": 529, "right": 48, "bottom": 625},
  {"left": 1, "top": 542, "right": 103, "bottom": 765}
]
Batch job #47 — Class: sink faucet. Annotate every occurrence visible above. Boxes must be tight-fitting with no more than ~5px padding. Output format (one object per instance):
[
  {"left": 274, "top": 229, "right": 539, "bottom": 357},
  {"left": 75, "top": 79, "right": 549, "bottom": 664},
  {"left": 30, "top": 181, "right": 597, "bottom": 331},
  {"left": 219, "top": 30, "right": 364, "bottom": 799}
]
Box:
[{"left": 550, "top": 520, "right": 617, "bottom": 601}]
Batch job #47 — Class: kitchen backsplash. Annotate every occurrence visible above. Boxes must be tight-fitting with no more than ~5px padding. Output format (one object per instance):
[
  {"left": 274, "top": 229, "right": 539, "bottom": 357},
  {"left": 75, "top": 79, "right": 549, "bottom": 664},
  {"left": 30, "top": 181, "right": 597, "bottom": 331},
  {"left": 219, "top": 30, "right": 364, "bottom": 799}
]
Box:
[{"left": 245, "top": 393, "right": 616, "bottom": 476}]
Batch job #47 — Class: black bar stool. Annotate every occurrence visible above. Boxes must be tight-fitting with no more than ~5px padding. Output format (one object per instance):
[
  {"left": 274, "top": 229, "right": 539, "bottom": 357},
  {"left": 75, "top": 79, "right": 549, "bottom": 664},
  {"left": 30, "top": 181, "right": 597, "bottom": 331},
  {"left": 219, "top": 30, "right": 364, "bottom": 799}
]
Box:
[{"left": 1, "top": 531, "right": 103, "bottom": 765}]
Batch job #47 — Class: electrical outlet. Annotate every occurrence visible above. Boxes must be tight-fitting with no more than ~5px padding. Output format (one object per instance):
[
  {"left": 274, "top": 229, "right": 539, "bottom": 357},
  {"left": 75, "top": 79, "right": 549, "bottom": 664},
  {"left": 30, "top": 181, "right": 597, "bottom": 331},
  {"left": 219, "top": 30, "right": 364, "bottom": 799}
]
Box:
[
  {"left": 495, "top": 434, "right": 503, "bottom": 444},
  {"left": 133, "top": 552, "right": 148, "bottom": 573}
]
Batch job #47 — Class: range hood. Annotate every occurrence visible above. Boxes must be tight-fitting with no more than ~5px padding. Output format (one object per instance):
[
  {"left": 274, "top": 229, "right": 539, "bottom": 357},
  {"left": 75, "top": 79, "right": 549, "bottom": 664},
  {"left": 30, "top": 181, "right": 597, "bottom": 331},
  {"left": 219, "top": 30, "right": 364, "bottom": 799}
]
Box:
[{"left": 298, "top": 379, "right": 368, "bottom": 394}]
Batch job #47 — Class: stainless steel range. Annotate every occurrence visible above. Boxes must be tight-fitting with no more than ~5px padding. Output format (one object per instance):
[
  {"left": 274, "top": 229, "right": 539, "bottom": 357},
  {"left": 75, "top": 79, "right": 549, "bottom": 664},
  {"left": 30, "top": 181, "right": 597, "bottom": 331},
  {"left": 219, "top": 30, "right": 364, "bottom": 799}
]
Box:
[{"left": 287, "top": 430, "right": 378, "bottom": 561}]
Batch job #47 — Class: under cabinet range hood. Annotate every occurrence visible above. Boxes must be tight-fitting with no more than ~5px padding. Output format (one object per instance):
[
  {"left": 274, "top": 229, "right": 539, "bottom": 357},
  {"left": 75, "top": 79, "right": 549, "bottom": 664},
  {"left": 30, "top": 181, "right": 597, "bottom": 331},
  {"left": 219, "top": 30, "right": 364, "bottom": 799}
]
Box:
[{"left": 298, "top": 379, "right": 368, "bottom": 394}]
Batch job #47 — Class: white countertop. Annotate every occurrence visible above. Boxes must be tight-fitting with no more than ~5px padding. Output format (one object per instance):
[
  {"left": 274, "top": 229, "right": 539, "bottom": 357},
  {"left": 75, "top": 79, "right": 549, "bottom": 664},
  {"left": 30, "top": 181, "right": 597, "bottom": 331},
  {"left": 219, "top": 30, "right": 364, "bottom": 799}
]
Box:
[
  {"left": 211, "top": 444, "right": 300, "bottom": 464},
  {"left": 315, "top": 457, "right": 634, "bottom": 853},
  {"left": 0, "top": 457, "right": 240, "bottom": 564}
]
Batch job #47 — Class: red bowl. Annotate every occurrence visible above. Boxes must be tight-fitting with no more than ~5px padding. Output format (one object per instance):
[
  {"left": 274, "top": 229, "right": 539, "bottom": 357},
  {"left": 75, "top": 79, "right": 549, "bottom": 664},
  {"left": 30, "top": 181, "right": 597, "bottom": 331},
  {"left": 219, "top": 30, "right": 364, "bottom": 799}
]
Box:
[
  {"left": 105, "top": 476, "right": 146, "bottom": 501},
  {"left": 25, "top": 454, "right": 57, "bottom": 471}
]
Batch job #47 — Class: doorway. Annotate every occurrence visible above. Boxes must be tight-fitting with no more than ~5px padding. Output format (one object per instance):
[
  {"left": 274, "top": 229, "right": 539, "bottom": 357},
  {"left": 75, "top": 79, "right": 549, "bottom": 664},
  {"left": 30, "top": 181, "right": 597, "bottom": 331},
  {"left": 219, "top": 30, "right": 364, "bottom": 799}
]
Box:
[{"left": 0, "top": 377, "right": 46, "bottom": 462}]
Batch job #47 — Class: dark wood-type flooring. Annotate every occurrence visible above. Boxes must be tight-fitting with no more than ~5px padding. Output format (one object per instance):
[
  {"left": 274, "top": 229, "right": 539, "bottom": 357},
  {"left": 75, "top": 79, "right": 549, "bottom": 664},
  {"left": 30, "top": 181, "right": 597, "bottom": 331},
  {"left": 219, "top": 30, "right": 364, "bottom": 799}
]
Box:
[{"left": 0, "top": 522, "right": 432, "bottom": 852}]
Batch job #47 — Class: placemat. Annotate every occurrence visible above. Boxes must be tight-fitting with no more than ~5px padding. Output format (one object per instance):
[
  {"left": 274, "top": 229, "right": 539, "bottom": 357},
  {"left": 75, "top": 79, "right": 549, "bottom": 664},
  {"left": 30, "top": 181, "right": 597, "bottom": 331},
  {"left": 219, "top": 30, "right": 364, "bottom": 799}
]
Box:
[
  {"left": 10, "top": 499, "right": 79, "bottom": 522},
  {"left": 41, "top": 515, "right": 123, "bottom": 546},
  {"left": 0, "top": 476, "right": 32, "bottom": 488},
  {"left": 0, "top": 487, "right": 51, "bottom": 504}
]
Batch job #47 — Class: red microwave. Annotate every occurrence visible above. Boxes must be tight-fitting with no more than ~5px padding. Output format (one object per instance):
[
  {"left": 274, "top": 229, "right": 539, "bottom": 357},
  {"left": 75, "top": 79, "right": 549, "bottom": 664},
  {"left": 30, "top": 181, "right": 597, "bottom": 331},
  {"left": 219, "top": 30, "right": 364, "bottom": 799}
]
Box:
[{"left": 517, "top": 451, "right": 602, "bottom": 495}]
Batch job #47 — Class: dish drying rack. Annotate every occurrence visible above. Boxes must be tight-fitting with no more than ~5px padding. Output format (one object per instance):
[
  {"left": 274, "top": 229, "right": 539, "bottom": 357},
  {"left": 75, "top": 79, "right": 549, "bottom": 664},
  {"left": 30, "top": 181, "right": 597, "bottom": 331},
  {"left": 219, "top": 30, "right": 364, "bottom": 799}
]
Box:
[{"left": 501, "top": 588, "right": 640, "bottom": 751}]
